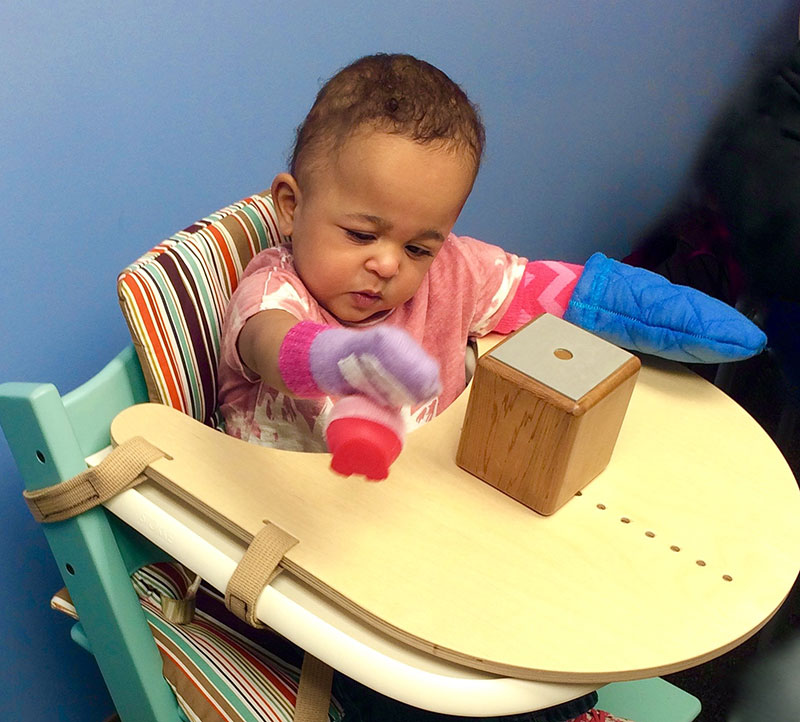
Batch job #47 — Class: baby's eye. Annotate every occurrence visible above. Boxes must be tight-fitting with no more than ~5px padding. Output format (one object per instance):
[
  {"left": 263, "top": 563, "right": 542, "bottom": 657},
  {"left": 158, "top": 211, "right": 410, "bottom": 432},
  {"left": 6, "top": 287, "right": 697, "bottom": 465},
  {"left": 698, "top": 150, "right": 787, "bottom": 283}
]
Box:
[
  {"left": 346, "top": 229, "right": 376, "bottom": 243},
  {"left": 406, "top": 244, "right": 433, "bottom": 259}
]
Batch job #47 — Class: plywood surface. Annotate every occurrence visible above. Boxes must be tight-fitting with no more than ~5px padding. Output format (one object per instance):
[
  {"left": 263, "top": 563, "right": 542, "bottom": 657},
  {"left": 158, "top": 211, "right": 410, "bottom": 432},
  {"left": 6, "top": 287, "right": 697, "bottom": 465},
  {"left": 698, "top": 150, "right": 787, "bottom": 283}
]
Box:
[{"left": 110, "top": 349, "right": 800, "bottom": 683}]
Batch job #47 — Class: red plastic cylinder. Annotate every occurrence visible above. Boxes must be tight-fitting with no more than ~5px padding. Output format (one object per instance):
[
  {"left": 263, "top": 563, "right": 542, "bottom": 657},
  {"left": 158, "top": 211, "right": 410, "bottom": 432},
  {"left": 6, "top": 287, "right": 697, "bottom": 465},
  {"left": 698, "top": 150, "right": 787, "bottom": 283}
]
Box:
[{"left": 325, "top": 416, "right": 403, "bottom": 481}]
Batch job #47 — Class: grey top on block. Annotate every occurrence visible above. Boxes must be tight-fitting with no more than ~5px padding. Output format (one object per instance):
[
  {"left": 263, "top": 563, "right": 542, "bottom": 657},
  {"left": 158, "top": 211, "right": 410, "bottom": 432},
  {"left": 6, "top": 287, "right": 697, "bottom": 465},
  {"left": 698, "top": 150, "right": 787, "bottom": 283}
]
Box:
[{"left": 489, "top": 314, "right": 634, "bottom": 401}]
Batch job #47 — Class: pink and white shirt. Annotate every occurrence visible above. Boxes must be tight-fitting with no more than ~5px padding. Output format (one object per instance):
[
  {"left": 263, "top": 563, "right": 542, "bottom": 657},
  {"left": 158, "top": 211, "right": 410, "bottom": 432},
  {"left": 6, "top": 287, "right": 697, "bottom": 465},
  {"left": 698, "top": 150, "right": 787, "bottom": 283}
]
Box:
[{"left": 218, "top": 234, "right": 527, "bottom": 451}]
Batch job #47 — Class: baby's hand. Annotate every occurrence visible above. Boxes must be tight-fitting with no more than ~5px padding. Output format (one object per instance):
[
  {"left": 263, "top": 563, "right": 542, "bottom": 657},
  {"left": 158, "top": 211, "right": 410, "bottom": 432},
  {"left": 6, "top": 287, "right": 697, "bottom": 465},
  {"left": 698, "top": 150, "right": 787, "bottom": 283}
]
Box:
[{"left": 279, "top": 321, "right": 442, "bottom": 406}]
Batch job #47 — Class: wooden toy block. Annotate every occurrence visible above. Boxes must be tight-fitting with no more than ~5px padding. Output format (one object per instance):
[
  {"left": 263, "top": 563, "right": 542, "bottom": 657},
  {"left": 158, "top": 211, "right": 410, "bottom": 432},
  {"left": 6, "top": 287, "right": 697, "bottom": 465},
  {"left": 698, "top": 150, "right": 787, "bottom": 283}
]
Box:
[{"left": 457, "top": 313, "right": 641, "bottom": 515}]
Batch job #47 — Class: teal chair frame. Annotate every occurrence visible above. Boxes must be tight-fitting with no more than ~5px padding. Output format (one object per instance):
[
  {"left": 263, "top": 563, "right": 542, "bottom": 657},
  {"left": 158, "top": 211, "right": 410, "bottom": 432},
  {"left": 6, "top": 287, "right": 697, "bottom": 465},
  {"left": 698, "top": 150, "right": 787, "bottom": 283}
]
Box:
[
  {"left": 0, "top": 345, "right": 701, "bottom": 722},
  {"left": 0, "top": 346, "right": 184, "bottom": 722}
]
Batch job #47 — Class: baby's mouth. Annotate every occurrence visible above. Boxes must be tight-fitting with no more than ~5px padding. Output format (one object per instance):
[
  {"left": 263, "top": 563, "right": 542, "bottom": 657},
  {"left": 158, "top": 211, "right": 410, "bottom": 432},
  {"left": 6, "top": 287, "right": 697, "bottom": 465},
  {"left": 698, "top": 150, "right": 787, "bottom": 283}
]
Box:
[{"left": 350, "top": 290, "right": 382, "bottom": 309}]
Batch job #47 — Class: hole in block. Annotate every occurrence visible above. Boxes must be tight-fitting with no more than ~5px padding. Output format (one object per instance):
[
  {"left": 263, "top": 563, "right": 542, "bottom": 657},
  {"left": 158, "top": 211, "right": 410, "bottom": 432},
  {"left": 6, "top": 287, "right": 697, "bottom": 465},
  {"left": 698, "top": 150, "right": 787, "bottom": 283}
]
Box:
[
  {"left": 36, "top": 451, "right": 46, "bottom": 463},
  {"left": 696, "top": 560, "right": 706, "bottom": 567},
  {"left": 670, "top": 545, "right": 681, "bottom": 552},
  {"left": 645, "top": 531, "right": 656, "bottom": 538},
  {"left": 620, "top": 517, "right": 631, "bottom": 524},
  {"left": 553, "top": 348, "right": 573, "bottom": 360},
  {"left": 65, "top": 564, "right": 75, "bottom": 575},
  {"left": 596, "top": 503, "right": 606, "bottom": 510},
  {"left": 723, "top": 574, "right": 733, "bottom": 582}
]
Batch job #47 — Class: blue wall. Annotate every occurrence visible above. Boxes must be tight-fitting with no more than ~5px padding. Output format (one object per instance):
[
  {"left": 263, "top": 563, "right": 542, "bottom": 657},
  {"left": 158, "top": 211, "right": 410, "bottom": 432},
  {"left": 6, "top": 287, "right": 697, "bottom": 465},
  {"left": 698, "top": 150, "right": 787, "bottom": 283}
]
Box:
[{"left": 1, "top": 2, "right": 796, "bottom": 719}]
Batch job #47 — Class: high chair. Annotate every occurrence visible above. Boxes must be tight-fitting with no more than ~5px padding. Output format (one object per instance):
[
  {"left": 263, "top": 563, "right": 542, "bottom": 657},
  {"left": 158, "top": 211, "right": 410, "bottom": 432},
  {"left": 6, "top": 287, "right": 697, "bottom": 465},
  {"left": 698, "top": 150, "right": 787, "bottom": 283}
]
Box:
[{"left": 0, "top": 192, "right": 702, "bottom": 721}]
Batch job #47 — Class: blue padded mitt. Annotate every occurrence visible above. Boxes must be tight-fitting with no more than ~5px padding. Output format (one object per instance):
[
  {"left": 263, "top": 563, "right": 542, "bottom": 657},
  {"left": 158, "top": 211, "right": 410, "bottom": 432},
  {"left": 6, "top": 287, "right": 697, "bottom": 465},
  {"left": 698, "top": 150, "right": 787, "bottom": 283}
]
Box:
[{"left": 563, "top": 253, "right": 767, "bottom": 363}]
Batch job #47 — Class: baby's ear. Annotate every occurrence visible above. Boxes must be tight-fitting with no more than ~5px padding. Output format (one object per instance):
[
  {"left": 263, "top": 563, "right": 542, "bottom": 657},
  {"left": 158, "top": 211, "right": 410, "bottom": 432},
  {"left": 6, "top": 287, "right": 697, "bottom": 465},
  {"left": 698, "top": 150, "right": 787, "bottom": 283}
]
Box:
[{"left": 270, "top": 173, "right": 300, "bottom": 236}]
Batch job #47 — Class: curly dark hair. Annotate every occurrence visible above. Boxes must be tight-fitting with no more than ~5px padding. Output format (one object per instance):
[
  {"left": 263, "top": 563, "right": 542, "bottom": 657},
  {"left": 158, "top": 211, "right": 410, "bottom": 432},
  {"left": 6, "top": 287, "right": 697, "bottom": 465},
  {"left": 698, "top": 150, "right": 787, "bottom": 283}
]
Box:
[{"left": 290, "top": 53, "right": 484, "bottom": 184}]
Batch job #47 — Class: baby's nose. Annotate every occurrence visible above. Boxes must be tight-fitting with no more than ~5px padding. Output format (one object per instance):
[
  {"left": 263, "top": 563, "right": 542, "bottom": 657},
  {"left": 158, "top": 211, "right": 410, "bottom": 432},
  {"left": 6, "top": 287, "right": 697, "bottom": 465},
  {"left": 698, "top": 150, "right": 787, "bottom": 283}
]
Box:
[{"left": 365, "top": 246, "right": 401, "bottom": 278}]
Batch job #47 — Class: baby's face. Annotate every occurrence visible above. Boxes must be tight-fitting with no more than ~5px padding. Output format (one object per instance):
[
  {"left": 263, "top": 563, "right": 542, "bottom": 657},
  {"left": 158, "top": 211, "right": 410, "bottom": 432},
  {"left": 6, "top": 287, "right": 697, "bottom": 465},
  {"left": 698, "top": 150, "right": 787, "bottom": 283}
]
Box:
[{"left": 276, "top": 130, "right": 475, "bottom": 323}]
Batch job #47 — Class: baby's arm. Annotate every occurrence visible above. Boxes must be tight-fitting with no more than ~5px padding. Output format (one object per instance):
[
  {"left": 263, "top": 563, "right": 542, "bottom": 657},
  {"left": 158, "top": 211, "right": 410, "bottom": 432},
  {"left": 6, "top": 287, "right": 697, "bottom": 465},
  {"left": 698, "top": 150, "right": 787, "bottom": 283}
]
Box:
[
  {"left": 238, "top": 310, "right": 441, "bottom": 407},
  {"left": 238, "top": 310, "right": 300, "bottom": 394},
  {"left": 493, "top": 260, "right": 582, "bottom": 334},
  {"left": 494, "top": 254, "right": 766, "bottom": 363}
]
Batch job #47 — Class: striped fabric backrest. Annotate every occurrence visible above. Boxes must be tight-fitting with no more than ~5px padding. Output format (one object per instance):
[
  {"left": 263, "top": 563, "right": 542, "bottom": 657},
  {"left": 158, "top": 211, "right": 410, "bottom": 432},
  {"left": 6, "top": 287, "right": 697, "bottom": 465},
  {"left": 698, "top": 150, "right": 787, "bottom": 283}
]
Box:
[
  {"left": 52, "top": 562, "right": 344, "bottom": 722},
  {"left": 118, "top": 192, "right": 285, "bottom": 428}
]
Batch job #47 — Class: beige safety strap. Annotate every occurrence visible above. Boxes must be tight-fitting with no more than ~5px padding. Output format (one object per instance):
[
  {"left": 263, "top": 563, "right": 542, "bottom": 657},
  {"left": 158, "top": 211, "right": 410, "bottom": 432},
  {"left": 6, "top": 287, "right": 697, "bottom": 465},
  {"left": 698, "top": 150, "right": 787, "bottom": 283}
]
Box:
[
  {"left": 160, "top": 571, "right": 203, "bottom": 624},
  {"left": 224, "top": 525, "right": 332, "bottom": 719},
  {"left": 295, "top": 653, "right": 335, "bottom": 722},
  {"left": 224, "top": 521, "right": 298, "bottom": 628},
  {"left": 28, "top": 436, "right": 333, "bottom": 718},
  {"left": 23, "top": 437, "right": 164, "bottom": 523}
]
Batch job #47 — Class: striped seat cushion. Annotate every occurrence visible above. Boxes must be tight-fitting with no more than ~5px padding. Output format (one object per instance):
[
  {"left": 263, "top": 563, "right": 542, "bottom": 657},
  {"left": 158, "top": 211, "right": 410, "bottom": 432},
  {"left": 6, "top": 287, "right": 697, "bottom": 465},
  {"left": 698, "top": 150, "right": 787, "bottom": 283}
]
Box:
[
  {"left": 51, "top": 563, "right": 343, "bottom": 722},
  {"left": 118, "top": 193, "right": 285, "bottom": 428}
]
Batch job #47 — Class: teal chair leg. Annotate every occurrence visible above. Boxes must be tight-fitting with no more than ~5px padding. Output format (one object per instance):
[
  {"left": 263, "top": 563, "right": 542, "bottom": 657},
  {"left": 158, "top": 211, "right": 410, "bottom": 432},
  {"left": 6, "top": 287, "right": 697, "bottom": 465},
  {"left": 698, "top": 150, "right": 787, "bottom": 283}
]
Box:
[
  {"left": 597, "top": 677, "right": 701, "bottom": 722},
  {"left": 0, "top": 374, "right": 182, "bottom": 722}
]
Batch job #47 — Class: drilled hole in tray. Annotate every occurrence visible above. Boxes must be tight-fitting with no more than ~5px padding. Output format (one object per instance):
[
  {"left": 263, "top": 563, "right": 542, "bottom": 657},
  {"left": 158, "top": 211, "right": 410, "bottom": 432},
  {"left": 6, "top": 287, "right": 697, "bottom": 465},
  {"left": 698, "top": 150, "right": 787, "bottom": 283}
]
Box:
[
  {"left": 553, "top": 348, "right": 573, "bottom": 360},
  {"left": 723, "top": 575, "right": 733, "bottom": 582},
  {"left": 696, "top": 560, "right": 706, "bottom": 567},
  {"left": 620, "top": 517, "right": 631, "bottom": 524},
  {"left": 670, "top": 545, "right": 681, "bottom": 552},
  {"left": 596, "top": 503, "right": 606, "bottom": 510},
  {"left": 645, "top": 531, "right": 656, "bottom": 538}
]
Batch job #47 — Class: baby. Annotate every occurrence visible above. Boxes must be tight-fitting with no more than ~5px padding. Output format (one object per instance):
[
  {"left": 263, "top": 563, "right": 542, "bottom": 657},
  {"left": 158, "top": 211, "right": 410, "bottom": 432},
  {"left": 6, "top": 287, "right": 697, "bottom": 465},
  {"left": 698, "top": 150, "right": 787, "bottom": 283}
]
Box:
[
  {"left": 218, "top": 52, "right": 764, "bottom": 722},
  {"left": 218, "top": 52, "right": 764, "bottom": 455}
]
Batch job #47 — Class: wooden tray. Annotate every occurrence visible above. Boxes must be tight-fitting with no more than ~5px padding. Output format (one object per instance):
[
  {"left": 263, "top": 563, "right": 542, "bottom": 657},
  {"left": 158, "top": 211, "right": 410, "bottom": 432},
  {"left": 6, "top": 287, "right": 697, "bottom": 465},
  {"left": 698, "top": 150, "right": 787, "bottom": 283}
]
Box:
[{"left": 110, "top": 348, "right": 800, "bottom": 683}]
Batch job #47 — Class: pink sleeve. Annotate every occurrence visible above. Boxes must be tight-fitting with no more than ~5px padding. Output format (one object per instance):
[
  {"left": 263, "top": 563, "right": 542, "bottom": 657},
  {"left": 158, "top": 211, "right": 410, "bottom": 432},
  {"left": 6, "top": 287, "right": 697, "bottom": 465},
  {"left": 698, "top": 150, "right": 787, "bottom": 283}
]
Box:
[
  {"left": 493, "top": 260, "right": 584, "bottom": 334},
  {"left": 443, "top": 235, "right": 528, "bottom": 337},
  {"left": 219, "top": 267, "right": 316, "bottom": 382}
]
